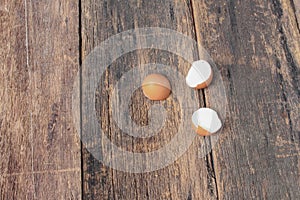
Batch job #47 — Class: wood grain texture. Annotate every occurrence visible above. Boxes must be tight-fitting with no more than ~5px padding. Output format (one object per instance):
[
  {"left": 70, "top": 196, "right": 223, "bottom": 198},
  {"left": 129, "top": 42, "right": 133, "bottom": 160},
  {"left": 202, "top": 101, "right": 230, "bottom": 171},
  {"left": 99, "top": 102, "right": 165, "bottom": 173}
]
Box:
[
  {"left": 0, "top": 1, "right": 34, "bottom": 198},
  {"left": 27, "top": 1, "right": 82, "bottom": 199},
  {"left": 191, "top": 0, "right": 300, "bottom": 199},
  {"left": 1, "top": 0, "right": 299, "bottom": 199},
  {"left": 1, "top": 0, "right": 81, "bottom": 199}
]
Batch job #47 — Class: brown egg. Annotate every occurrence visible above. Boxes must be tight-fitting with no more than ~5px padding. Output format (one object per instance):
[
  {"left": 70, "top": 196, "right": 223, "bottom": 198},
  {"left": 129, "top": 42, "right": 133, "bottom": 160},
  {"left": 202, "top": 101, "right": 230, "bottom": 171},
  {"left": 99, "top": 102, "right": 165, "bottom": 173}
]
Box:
[{"left": 142, "top": 74, "right": 171, "bottom": 100}]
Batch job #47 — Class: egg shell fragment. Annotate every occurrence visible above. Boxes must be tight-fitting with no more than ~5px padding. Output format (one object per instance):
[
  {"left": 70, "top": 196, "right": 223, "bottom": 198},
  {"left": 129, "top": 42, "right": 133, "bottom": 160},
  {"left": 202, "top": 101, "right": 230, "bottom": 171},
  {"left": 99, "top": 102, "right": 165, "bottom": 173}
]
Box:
[
  {"left": 186, "top": 60, "right": 213, "bottom": 89},
  {"left": 192, "top": 108, "right": 222, "bottom": 136}
]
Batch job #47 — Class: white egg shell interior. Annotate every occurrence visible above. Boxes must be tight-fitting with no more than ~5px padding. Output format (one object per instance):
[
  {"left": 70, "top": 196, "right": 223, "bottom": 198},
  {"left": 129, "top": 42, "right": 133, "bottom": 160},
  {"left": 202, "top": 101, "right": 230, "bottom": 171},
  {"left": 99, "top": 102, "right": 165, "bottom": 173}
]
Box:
[
  {"left": 192, "top": 108, "right": 222, "bottom": 134},
  {"left": 186, "top": 60, "right": 212, "bottom": 88}
]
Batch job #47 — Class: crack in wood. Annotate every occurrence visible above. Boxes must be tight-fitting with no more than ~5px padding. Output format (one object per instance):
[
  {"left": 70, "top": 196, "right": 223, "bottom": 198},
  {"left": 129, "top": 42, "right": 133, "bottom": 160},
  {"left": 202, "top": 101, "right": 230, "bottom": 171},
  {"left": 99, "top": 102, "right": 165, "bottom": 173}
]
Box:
[
  {"left": 271, "top": 0, "right": 299, "bottom": 142},
  {"left": 47, "top": 103, "right": 59, "bottom": 148},
  {"left": 169, "top": 3, "right": 175, "bottom": 21},
  {"left": 227, "top": 0, "right": 240, "bottom": 54},
  {"left": 187, "top": 189, "right": 192, "bottom": 200},
  {"left": 189, "top": 0, "right": 220, "bottom": 198},
  {"left": 274, "top": 57, "right": 295, "bottom": 142},
  {"left": 271, "top": 0, "right": 299, "bottom": 93},
  {"left": 289, "top": 0, "right": 300, "bottom": 33},
  {"left": 78, "top": 0, "right": 84, "bottom": 199}
]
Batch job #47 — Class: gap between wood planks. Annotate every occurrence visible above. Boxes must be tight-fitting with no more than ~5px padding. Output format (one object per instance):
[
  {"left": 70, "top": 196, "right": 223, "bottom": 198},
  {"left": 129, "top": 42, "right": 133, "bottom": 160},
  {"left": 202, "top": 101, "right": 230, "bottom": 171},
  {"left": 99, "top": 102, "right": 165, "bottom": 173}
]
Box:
[
  {"left": 78, "top": 0, "right": 84, "bottom": 199},
  {"left": 189, "top": 0, "right": 220, "bottom": 198}
]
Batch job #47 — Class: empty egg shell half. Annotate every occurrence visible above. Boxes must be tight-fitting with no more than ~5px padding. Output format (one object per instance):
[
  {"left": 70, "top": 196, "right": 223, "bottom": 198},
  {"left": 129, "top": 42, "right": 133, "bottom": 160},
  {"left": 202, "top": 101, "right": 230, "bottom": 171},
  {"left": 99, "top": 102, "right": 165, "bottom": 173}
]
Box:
[
  {"left": 192, "top": 108, "right": 222, "bottom": 136},
  {"left": 142, "top": 74, "right": 171, "bottom": 101},
  {"left": 186, "top": 60, "right": 213, "bottom": 89}
]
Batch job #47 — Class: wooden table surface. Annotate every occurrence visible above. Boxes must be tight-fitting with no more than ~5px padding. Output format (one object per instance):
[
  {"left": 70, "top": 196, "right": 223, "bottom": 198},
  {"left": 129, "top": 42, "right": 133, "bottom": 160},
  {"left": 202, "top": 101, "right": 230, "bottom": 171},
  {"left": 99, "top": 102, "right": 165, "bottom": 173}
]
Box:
[{"left": 1, "top": 0, "right": 299, "bottom": 199}]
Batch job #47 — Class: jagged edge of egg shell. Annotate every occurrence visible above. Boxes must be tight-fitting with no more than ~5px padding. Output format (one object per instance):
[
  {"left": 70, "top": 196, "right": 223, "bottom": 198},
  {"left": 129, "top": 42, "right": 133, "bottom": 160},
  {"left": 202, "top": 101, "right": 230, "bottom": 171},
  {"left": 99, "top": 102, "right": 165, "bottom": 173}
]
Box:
[
  {"left": 194, "top": 70, "right": 213, "bottom": 89},
  {"left": 191, "top": 121, "right": 212, "bottom": 136},
  {"left": 191, "top": 107, "right": 222, "bottom": 136}
]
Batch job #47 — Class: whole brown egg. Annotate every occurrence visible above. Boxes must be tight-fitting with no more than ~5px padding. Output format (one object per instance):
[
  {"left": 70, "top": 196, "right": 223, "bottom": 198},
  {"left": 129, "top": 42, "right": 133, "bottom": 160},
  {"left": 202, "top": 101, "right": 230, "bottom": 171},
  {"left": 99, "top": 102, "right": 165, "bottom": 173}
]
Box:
[{"left": 142, "top": 74, "right": 171, "bottom": 101}]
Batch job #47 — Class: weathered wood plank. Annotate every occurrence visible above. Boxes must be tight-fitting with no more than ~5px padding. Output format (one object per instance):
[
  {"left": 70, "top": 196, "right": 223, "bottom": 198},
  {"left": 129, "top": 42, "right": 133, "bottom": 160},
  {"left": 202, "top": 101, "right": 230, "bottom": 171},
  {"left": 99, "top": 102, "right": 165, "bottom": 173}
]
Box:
[
  {"left": 26, "top": 0, "right": 81, "bottom": 199},
  {"left": 0, "top": 1, "right": 35, "bottom": 199},
  {"left": 191, "top": 0, "right": 300, "bottom": 199},
  {"left": 1, "top": 0, "right": 81, "bottom": 199},
  {"left": 81, "top": 0, "right": 220, "bottom": 199}
]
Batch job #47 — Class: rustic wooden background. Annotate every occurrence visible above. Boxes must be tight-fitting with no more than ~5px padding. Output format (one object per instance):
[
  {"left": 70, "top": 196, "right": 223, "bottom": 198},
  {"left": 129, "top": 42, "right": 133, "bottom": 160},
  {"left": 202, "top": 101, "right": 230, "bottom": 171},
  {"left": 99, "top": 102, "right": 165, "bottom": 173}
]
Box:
[{"left": 1, "top": 0, "right": 299, "bottom": 199}]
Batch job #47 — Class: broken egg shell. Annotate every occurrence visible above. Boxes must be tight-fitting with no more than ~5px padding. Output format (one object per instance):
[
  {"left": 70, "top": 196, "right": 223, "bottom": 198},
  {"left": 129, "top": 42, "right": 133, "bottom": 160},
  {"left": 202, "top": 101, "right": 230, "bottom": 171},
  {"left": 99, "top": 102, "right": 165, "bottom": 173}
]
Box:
[
  {"left": 195, "top": 70, "right": 213, "bottom": 89},
  {"left": 142, "top": 74, "right": 171, "bottom": 101},
  {"left": 192, "top": 108, "right": 222, "bottom": 136},
  {"left": 186, "top": 60, "right": 213, "bottom": 89}
]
